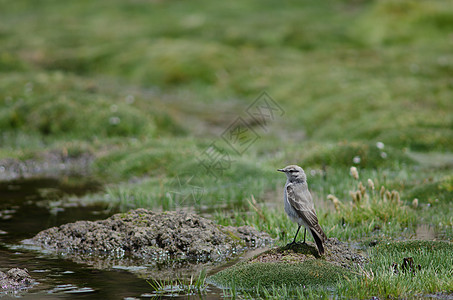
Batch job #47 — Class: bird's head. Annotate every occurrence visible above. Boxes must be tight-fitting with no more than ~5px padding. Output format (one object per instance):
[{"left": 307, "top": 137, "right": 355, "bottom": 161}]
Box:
[{"left": 277, "top": 165, "right": 307, "bottom": 182}]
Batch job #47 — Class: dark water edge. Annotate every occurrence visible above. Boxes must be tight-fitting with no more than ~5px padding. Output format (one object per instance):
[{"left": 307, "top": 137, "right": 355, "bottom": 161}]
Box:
[
  {"left": 0, "top": 244, "right": 153, "bottom": 299},
  {"left": 0, "top": 177, "right": 226, "bottom": 299},
  {"left": 0, "top": 177, "right": 107, "bottom": 244}
]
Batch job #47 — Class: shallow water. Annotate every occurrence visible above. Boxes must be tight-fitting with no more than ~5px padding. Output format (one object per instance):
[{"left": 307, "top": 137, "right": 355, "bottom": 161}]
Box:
[{"left": 0, "top": 177, "right": 225, "bottom": 299}]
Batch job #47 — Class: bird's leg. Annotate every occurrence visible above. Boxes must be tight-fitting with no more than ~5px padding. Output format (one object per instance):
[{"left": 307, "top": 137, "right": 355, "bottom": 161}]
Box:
[
  {"left": 288, "top": 225, "right": 301, "bottom": 246},
  {"left": 302, "top": 228, "right": 306, "bottom": 244}
]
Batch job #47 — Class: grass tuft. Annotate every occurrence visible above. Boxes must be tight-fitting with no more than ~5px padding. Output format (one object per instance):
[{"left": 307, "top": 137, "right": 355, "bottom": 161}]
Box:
[{"left": 147, "top": 269, "right": 208, "bottom": 297}]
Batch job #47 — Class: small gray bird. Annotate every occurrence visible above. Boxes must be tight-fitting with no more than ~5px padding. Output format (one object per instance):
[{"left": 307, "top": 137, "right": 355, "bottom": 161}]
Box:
[{"left": 278, "top": 165, "right": 327, "bottom": 255}]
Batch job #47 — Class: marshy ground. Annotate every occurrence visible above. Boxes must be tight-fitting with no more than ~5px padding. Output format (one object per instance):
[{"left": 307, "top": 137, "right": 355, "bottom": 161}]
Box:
[{"left": 1, "top": 0, "right": 453, "bottom": 298}]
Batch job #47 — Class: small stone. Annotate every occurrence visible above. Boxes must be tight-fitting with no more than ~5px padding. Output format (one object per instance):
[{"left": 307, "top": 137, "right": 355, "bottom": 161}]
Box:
[{"left": 0, "top": 268, "right": 35, "bottom": 291}]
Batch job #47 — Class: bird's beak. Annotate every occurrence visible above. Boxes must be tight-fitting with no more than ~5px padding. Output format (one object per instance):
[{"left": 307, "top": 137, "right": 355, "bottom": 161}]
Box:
[{"left": 277, "top": 169, "right": 285, "bottom": 172}]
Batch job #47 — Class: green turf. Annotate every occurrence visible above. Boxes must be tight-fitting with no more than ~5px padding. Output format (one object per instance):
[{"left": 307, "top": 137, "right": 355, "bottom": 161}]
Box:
[{"left": 209, "top": 260, "right": 351, "bottom": 290}]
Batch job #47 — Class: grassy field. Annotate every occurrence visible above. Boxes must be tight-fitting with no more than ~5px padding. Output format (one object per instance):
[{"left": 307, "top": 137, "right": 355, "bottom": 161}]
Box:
[{"left": 1, "top": 0, "right": 452, "bottom": 298}]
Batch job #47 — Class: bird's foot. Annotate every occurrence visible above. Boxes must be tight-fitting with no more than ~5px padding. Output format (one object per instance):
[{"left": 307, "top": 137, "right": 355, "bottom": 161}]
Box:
[
  {"left": 286, "top": 241, "right": 297, "bottom": 247},
  {"left": 285, "top": 241, "right": 309, "bottom": 250}
]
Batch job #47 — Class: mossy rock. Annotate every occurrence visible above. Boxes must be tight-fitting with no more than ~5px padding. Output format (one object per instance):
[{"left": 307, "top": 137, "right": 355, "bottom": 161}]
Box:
[{"left": 26, "top": 209, "right": 272, "bottom": 265}]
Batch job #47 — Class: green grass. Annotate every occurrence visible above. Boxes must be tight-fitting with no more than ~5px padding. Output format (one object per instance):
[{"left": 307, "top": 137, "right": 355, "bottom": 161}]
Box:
[
  {"left": 147, "top": 269, "right": 208, "bottom": 297},
  {"left": 214, "top": 166, "right": 430, "bottom": 243},
  {"left": 1, "top": 0, "right": 453, "bottom": 152},
  {"left": 338, "top": 241, "right": 453, "bottom": 299},
  {"left": 1, "top": 0, "right": 452, "bottom": 298},
  {"left": 406, "top": 175, "right": 453, "bottom": 203},
  {"left": 216, "top": 241, "right": 453, "bottom": 299}
]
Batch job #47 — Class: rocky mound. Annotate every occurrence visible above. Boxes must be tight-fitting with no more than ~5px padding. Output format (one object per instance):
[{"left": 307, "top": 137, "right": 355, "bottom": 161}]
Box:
[
  {"left": 251, "top": 238, "right": 367, "bottom": 269},
  {"left": 0, "top": 268, "right": 35, "bottom": 292},
  {"left": 209, "top": 238, "right": 368, "bottom": 290},
  {"left": 24, "top": 209, "right": 272, "bottom": 264}
]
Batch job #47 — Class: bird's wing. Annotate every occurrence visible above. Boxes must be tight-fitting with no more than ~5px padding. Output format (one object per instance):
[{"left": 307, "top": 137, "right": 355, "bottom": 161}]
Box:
[
  {"left": 286, "top": 183, "right": 319, "bottom": 227},
  {"left": 286, "top": 183, "right": 328, "bottom": 242}
]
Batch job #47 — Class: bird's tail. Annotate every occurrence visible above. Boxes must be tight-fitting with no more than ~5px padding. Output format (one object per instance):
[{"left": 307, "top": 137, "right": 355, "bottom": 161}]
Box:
[{"left": 310, "top": 228, "right": 325, "bottom": 255}]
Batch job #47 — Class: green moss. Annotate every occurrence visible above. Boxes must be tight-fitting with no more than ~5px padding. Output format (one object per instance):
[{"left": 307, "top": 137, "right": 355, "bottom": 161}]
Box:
[
  {"left": 209, "top": 260, "right": 352, "bottom": 290},
  {"left": 406, "top": 175, "right": 453, "bottom": 203},
  {"left": 153, "top": 112, "right": 187, "bottom": 136},
  {"left": 222, "top": 229, "right": 242, "bottom": 242},
  {"left": 352, "top": 0, "right": 453, "bottom": 46}
]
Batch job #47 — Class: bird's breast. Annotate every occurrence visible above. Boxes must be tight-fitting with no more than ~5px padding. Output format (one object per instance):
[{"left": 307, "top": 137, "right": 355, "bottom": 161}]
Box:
[{"left": 283, "top": 185, "right": 299, "bottom": 223}]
